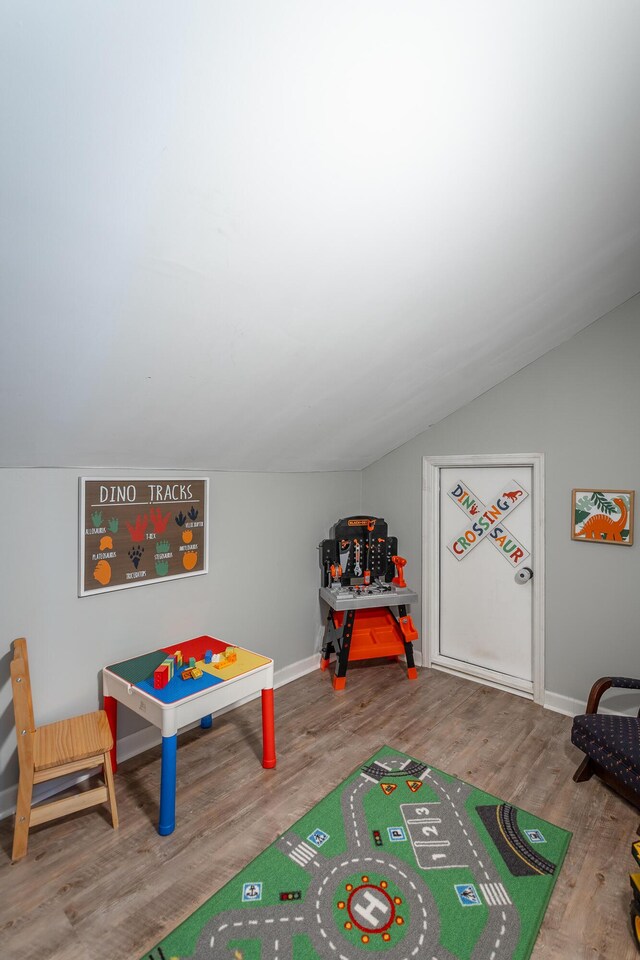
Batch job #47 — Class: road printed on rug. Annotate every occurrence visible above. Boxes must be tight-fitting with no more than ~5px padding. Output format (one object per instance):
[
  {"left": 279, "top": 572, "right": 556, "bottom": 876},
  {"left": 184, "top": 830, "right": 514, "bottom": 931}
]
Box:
[{"left": 180, "top": 756, "right": 520, "bottom": 960}]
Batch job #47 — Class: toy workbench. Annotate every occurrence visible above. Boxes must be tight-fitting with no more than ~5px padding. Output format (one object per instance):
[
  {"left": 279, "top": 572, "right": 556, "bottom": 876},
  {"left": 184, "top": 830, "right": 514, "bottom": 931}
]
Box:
[{"left": 318, "top": 515, "right": 419, "bottom": 690}]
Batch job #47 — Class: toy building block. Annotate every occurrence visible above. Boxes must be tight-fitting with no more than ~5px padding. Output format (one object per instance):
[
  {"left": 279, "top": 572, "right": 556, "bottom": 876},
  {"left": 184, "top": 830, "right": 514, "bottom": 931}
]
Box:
[
  {"left": 161, "top": 656, "right": 175, "bottom": 680},
  {"left": 189, "top": 656, "right": 196, "bottom": 669},
  {"left": 154, "top": 664, "right": 169, "bottom": 689},
  {"left": 630, "top": 873, "right": 640, "bottom": 906},
  {"left": 204, "top": 650, "right": 213, "bottom": 664},
  {"left": 212, "top": 647, "right": 238, "bottom": 670},
  {"left": 181, "top": 666, "right": 203, "bottom": 680},
  {"left": 174, "top": 650, "right": 183, "bottom": 667},
  {"left": 633, "top": 840, "right": 640, "bottom": 868}
]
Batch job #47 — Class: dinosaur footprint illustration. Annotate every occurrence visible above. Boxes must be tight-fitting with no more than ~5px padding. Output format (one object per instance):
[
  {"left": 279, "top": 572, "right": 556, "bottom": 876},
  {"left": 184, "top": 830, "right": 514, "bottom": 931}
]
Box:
[
  {"left": 93, "top": 559, "right": 112, "bottom": 585},
  {"left": 183, "top": 551, "right": 198, "bottom": 570},
  {"left": 126, "top": 514, "right": 148, "bottom": 542},
  {"left": 128, "top": 546, "right": 144, "bottom": 569},
  {"left": 149, "top": 506, "right": 171, "bottom": 533}
]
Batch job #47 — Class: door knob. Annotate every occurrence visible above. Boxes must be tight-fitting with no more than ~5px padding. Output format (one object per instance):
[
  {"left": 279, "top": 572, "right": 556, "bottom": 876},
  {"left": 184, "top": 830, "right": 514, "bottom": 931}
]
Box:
[{"left": 515, "top": 566, "right": 533, "bottom": 584}]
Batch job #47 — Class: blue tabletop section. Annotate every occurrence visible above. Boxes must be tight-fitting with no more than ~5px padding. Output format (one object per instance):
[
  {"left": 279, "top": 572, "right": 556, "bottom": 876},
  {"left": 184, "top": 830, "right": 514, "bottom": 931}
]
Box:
[{"left": 136, "top": 668, "right": 223, "bottom": 704}]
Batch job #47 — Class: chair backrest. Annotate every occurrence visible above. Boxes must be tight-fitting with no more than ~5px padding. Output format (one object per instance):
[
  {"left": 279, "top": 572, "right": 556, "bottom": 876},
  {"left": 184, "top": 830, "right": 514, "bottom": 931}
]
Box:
[
  {"left": 12, "top": 638, "right": 34, "bottom": 731},
  {"left": 10, "top": 656, "right": 35, "bottom": 774}
]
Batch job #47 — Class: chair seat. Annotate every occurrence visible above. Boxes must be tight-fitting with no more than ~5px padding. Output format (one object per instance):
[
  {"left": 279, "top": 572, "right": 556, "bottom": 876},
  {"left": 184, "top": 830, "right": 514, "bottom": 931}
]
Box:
[
  {"left": 571, "top": 713, "right": 640, "bottom": 793},
  {"left": 34, "top": 710, "right": 113, "bottom": 771}
]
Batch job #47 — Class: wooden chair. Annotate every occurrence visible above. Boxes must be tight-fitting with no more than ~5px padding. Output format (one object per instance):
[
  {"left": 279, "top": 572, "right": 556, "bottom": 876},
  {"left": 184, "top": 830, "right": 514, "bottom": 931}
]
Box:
[{"left": 10, "top": 637, "right": 118, "bottom": 860}]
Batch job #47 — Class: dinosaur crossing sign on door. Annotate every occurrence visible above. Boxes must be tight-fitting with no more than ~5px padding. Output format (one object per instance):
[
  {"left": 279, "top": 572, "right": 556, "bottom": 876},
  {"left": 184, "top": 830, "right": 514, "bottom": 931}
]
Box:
[
  {"left": 446, "top": 479, "right": 530, "bottom": 566},
  {"left": 425, "top": 458, "right": 542, "bottom": 701}
]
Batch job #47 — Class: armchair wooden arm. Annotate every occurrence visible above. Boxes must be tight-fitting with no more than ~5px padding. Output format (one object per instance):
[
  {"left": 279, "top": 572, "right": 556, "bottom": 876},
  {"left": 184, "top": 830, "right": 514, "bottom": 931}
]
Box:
[{"left": 584, "top": 677, "right": 640, "bottom": 717}]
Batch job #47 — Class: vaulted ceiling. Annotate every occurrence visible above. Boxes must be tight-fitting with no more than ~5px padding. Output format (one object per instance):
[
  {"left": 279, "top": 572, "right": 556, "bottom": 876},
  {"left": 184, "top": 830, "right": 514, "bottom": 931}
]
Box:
[{"left": 2, "top": 1, "right": 639, "bottom": 471}]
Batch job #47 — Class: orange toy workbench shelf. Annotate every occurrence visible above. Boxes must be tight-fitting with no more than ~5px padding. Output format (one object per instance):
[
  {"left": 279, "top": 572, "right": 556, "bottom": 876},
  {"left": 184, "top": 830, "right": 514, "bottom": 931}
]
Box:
[{"left": 318, "top": 588, "right": 419, "bottom": 691}]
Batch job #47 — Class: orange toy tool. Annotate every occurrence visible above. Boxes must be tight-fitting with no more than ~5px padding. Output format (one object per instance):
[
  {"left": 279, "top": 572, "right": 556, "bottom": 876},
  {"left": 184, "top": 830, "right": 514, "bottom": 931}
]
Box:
[{"left": 391, "top": 555, "right": 407, "bottom": 588}]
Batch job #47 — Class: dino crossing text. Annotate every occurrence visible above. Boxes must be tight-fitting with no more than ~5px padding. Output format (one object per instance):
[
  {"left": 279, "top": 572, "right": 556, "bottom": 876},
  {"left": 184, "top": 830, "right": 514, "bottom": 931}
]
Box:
[{"left": 446, "top": 479, "right": 530, "bottom": 565}]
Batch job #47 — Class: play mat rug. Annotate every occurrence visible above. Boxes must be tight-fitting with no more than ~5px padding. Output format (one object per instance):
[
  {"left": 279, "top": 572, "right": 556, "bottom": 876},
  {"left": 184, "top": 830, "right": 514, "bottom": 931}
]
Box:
[{"left": 142, "top": 746, "right": 570, "bottom": 960}]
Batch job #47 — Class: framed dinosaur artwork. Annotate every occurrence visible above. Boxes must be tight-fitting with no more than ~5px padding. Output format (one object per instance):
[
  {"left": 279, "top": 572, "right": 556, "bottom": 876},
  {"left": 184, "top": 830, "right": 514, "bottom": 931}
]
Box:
[{"left": 571, "top": 488, "right": 634, "bottom": 546}]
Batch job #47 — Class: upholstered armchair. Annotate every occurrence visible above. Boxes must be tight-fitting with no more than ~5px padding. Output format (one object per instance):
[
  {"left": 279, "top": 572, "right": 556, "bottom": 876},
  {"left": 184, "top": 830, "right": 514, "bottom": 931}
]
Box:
[{"left": 571, "top": 676, "right": 640, "bottom": 809}]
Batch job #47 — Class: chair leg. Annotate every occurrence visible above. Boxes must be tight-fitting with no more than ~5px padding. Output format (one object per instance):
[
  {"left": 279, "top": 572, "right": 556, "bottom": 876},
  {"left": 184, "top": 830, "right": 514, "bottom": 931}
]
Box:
[
  {"left": 573, "top": 756, "right": 595, "bottom": 783},
  {"left": 103, "top": 752, "right": 119, "bottom": 830},
  {"left": 12, "top": 771, "right": 34, "bottom": 861}
]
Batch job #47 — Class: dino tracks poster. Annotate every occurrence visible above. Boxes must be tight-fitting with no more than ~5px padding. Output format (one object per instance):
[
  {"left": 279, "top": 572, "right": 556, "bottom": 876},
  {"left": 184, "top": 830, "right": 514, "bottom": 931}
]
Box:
[{"left": 79, "top": 478, "right": 209, "bottom": 595}]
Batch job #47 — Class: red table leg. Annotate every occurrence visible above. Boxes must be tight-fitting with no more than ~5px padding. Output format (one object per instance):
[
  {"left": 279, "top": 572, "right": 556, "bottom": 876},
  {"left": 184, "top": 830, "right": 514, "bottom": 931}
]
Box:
[
  {"left": 261, "top": 688, "right": 276, "bottom": 769},
  {"left": 103, "top": 695, "right": 118, "bottom": 773}
]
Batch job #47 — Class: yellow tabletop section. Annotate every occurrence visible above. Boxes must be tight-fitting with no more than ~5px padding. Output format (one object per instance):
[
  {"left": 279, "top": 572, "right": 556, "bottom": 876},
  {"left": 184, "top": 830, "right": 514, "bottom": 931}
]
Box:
[{"left": 200, "top": 646, "right": 271, "bottom": 681}]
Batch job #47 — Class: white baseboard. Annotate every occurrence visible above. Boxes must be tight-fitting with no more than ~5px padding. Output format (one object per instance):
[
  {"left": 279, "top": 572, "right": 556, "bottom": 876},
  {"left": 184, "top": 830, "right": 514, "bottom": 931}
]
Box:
[
  {"left": 274, "top": 653, "right": 319, "bottom": 688},
  {"left": 544, "top": 687, "right": 640, "bottom": 719},
  {"left": 0, "top": 651, "right": 320, "bottom": 822},
  {"left": 543, "top": 691, "right": 585, "bottom": 717}
]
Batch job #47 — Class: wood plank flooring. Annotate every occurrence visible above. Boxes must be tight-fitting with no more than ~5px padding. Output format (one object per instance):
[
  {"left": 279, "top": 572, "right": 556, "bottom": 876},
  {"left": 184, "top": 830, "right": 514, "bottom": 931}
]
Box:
[{"left": 0, "top": 664, "right": 638, "bottom": 959}]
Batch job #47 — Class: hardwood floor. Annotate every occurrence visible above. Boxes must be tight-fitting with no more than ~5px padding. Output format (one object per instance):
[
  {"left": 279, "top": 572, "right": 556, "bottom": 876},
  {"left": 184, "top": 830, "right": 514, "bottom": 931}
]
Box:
[{"left": 0, "top": 664, "right": 638, "bottom": 959}]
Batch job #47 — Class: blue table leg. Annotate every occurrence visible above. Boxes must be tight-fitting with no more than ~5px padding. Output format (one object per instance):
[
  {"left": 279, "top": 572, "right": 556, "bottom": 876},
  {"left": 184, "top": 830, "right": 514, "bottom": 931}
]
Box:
[
  {"left": 158, "top": 734, "right": 177, "bottom": 836},
  {"left": 200, "top": 714, "right": 213, "bottom": 729}
]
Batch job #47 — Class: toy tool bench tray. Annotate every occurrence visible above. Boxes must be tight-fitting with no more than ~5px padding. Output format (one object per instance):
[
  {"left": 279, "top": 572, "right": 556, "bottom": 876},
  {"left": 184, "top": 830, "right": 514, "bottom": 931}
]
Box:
[{"left": 320, "top": 584, "right": 418, "bottom": 611}]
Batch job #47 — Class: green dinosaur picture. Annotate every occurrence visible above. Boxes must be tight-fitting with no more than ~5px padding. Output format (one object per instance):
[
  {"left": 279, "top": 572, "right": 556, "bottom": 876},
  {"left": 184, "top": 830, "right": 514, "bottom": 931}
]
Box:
[{"left": 571, "top": 489, "right": 634, "bottom": 545}]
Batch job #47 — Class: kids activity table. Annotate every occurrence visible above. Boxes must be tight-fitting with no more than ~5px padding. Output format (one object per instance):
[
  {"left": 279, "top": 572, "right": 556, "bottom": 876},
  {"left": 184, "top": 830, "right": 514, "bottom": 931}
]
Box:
[{"left": 102, "top": 635, "right": 276, "bottom": 835}]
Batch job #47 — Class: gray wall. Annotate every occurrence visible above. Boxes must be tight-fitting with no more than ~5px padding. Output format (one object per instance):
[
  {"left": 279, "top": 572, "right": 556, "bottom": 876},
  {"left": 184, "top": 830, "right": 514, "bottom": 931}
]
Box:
[
  {"left": 362, "top": 293, "right": 640, "bottom": 705},
  {"left": 0, "top": 467, "right": 361, "bottom": 798}
]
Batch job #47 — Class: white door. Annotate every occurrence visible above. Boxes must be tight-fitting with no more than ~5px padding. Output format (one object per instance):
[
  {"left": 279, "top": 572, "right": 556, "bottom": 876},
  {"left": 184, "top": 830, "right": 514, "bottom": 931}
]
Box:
[{"left": 423, "top": 456, "right": 544, "bottom": 701}]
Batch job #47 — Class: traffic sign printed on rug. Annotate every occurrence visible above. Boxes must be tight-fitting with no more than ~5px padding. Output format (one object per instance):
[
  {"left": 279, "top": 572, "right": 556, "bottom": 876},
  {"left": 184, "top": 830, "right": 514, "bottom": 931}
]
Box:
[{"left": 142, "top": 746, "right": 570, "bottom": 960}]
